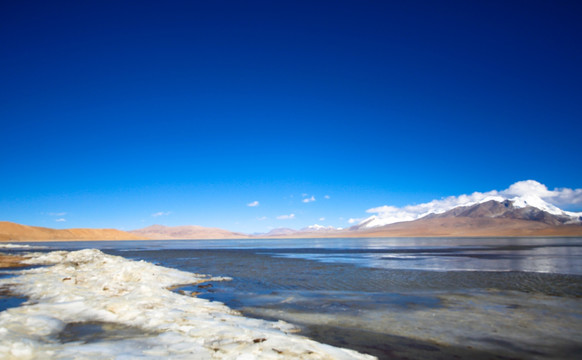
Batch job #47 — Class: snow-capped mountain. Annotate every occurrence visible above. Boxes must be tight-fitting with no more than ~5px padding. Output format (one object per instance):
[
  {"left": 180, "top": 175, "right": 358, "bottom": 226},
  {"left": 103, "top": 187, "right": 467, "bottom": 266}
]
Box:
[
  {"left": 255, "top": 224, "right": 341, "bottom": 237},
  {"left": 356, "top": 180, "right": 582, "bottom": 230},
  {"left": 302, "top": 224, "right": 339, "bottom": 232},
  {"left": 424, "top": 200, "right": 581, "bottom": 226},
  {"left": 130, "top": 225, "right": 248, "bottom": 239}
]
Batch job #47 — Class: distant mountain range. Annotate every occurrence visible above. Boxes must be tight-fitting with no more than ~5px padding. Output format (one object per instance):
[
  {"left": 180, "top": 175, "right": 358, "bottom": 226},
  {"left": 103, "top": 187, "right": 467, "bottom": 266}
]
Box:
[
  {"left": 245, "top": 200, "right": 580, "bottom": 238},
  {"left": 129, "top": 225, "right": 248, "bottom": 240},
  {"left": 0, "top": 221, "right": 144, "bottom": 241},
  {"left": 2, "top": 199, "right": 581, "bottom": 241},
  {"left": 343, "top": 200, "right": 582, "bottom": 237},
  {"left": 256, "top": 224, "right": 342, "bottom": 238}
]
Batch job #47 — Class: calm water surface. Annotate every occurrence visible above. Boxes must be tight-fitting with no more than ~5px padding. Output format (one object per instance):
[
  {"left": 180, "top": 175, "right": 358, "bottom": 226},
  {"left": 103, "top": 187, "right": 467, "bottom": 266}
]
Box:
[{"left": 4, "top": 237, "right": 582, "bottom": 359}]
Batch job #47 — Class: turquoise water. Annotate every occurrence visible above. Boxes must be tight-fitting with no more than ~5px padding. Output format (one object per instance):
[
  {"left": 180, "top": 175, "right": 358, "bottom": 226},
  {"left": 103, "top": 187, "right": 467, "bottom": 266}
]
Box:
[{"left": 3, "top": 237, "right": 582, "bottom": 359}]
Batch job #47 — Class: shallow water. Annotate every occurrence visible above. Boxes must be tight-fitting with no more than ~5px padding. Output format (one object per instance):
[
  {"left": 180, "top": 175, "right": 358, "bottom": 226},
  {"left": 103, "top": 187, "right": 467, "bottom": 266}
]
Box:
[{"left": 3, "top": 237, "right": 582, "bottom": 359}]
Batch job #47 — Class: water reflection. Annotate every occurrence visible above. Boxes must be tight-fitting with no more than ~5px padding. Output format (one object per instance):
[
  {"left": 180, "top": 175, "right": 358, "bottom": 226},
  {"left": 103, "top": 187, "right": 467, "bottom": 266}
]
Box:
[
  {"left": 9, "top": 237, "right": 582, "bottom": 275},
  {"left": 263, "top": 238, "right": 582, "bottom": 275}
]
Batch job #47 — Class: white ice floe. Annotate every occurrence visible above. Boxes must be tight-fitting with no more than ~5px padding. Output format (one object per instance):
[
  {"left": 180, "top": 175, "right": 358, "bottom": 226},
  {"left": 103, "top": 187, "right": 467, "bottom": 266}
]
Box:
[
  {"left": 0, "top": 249, "right": 375, "bottom": 360},
  {"left": 0, "top": 244, "right": 45, "bottom": 249}
]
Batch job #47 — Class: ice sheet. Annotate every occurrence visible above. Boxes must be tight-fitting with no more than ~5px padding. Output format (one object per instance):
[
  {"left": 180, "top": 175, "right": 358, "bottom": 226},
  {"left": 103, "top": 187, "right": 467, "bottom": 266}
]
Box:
[{"left": 0, "top": 249, "right": 375, "bottom": 360}]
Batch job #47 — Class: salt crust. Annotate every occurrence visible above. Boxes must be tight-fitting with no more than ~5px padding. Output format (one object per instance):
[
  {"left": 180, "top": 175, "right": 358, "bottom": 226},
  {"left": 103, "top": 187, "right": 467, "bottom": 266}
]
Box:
[{"left": 0, "top": 249, "right": 375, "bottom": 360}]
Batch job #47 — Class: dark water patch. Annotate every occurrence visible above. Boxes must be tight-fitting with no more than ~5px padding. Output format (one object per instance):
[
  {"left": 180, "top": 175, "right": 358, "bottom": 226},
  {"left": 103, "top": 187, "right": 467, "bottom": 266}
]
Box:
[
  {"left": 281, "top": 320, "right": 582, "bottom": 360},
  {"left": 281, "top": 324, "right": 521, "bottom": 360},
  {"left": 0, "top": 283, "right": 27, "bottom": 312},
  {"left": 200, "top": 288, "right": 443, "bottom": 318},
  {"left": 58, "top": 321, "right": 159, "bottom": 344},
  {"left": 0, "top": 296, "right": 27, "bottom": 312},
  {"left": 0, "top": 272, "right": 16, "bottom": 280},
  {"left": 470, "top": 337, "right": 546, "bottom": 356},
  {"left": 468, "top": 337, "right": 582, "bottom": 360}
]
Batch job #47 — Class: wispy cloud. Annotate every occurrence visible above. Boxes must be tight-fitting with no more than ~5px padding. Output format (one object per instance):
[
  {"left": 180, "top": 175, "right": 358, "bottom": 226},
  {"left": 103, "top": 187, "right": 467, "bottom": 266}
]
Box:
[
  {"left": 348, "top": 218, "right": 363, "bottom": 224},
  {"left": 276, "top": 213, "right": 295, "bottom": 220},
  {"left": 302, "top": 196, "right": 316, "bottom": 203},
  {"left": 152, "top": 211, "right": 171, "bottom": 217},
  {"left": 48, "top": 212, "right": 67, "bottom": 217},
  {"left": 257, "top": 216, "right": 268, "bottom": 221},
  {"left": 319, "top": 217, "right": 325, "bottom": 221},
  {"left": 247, "top": 200, "right": 260, "bottom": 207},
  {"left": 361, "top": 180, "right": 582, "bottom": 228},
  {"left": 55, "top": 218, "right": 66, "bottom": 222},
  {"left": 324, "top": 195, "right": 330, "bottom": 199}
]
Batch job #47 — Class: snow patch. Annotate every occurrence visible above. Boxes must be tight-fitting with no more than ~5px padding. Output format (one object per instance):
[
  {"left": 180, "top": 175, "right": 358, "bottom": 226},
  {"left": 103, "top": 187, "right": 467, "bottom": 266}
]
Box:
[{"left": 0, "top": 249, "right": 374, "bottom": 360}]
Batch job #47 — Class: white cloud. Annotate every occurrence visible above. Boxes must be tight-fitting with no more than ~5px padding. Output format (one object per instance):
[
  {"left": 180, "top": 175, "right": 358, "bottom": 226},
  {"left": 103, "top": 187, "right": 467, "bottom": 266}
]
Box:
[
  {"left": 247, "top": 201, "right": 260, "bottom": 207},
  {"left": 302, "top": 196, "right": 316, "bottom": 203},
  {"left": 276, "top": 213, "right": 295, "bottom": 220},
  {"left": 152, "top": 211, "right": 171, "bottom": 217},
  {"left": 319, "top": 217, "right": 325, "bottom": 221},
  {"left": 551, "top": 188, "right": 582, "bottom": 207},
  {"left": 504, "top": 180, "right": 582, "bottom": 206},
  {"left": 360, "top": 180, "right": 582, "bottom": 228},
  {"left": 257, "top": 216, "right": 268, "bottom": 221},
  {"left": 324, "top": 195, "right": 330, "bottom": 199},
  {"left": 55, "top": 218, "right": 66, "bottom": 222},
  {"left": 348, "top": 218, "right": 363, "bottom": 224}
]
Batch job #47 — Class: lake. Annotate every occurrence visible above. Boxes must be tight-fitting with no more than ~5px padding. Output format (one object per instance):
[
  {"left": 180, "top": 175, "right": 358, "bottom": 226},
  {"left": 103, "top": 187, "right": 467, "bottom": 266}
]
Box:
[{"left": 2, "top": 237, "right": 582, "bottom": 359}]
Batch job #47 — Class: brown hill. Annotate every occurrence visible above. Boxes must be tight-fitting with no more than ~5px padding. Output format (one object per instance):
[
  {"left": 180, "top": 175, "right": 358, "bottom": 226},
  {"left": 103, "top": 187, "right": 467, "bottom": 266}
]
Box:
[
  {"left": 130, "top": 224, "right": 248, "bottom": 240},
  {"left": 0, "top": 221, "right": 146, "bottom": 241}
]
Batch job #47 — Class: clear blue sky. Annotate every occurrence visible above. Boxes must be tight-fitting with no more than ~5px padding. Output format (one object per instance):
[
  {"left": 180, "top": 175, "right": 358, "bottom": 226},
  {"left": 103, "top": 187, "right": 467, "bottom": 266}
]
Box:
[{"left": 1, "top": 0, "right": 581, "bottom": 233}]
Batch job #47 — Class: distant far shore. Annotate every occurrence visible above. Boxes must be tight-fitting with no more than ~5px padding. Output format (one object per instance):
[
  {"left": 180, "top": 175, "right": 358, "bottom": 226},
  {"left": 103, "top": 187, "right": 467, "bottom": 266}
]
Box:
[
  {"left": 1, "top": 219, "right": 582, "bottom": 243},
  {"left": 2, "top": 233, "right": 582, "bottom": 243}
]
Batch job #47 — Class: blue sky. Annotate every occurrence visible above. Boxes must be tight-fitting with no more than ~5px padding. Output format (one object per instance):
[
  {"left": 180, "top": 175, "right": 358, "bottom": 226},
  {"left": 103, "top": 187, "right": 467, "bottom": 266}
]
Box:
[{"left": 1, "top": 1, "right": 581, "bottom": 233}]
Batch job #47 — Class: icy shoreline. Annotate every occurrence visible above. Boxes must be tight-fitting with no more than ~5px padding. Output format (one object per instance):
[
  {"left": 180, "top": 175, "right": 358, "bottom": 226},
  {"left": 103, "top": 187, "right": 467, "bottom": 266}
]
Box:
[{"left": 0, "top": 248, "right": 375, "bottom": 359}]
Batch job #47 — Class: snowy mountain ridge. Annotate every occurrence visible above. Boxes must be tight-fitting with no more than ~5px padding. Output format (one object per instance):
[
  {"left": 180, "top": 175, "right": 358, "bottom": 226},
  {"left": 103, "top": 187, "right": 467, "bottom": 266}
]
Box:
[{"left": 358, "top": 180, "right": 582, "bottom": 229}]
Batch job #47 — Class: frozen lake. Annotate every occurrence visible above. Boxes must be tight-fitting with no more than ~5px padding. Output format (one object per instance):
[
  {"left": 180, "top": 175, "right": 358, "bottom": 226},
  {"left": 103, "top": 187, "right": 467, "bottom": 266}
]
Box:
[{"left": 2, "top": 237, "right": 582, "bottom": 359}]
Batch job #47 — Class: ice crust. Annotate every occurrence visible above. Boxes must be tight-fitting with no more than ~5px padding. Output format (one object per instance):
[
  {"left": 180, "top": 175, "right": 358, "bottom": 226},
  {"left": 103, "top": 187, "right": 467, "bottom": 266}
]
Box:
[
  {"left": 0, "top": 249, "right": 375, "bottom": 360},
  {"left": 0, "top": 244, "right": 44, "bottom": 249}
]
